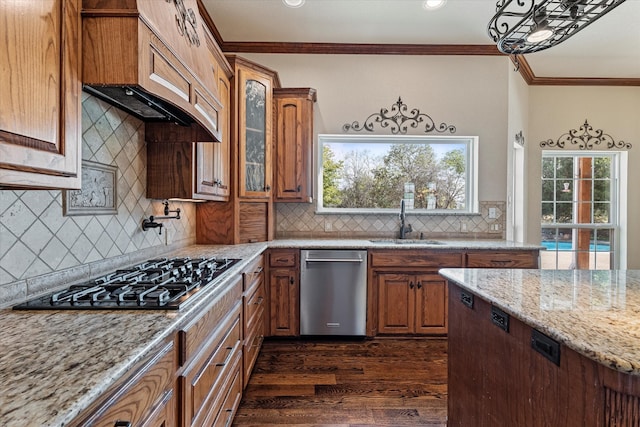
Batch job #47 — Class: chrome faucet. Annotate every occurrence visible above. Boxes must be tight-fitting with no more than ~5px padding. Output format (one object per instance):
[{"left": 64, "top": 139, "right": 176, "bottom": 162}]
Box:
[{"left": 399, "top": 199, "right": 412, "bottom": 239}]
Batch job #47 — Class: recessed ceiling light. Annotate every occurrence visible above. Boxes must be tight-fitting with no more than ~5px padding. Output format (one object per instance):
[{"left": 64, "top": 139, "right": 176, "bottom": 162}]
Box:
[
  {"left": 283, "top": 0, "right": 305, "bottom": 8},
  {"left": 423, "top": 0, "right": 447, "bottom": 11}
]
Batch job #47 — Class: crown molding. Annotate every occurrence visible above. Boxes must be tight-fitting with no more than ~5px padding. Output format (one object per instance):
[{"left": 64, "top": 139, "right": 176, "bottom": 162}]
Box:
[{"left": 196, "top": 5, "right": 639, "bottom": 87}]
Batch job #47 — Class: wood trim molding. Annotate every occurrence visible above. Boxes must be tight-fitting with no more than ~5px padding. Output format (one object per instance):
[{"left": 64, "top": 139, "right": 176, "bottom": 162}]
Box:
[
  {"left": 194, "top": 5, "right": 640, "bottom": 87},
  {"left": 221, "top": 41, "right": 502, "bottom": 56}
]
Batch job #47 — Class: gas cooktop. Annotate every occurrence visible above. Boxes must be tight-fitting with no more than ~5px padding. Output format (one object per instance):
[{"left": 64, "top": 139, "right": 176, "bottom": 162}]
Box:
[{"left": 13, "top": 257, "right": 240, "bottom": 310}]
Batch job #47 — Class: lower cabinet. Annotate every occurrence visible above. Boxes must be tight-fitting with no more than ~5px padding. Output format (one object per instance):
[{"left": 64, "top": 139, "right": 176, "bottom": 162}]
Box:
[
  {"left": 242, "top": 254, "right": 266, "bottom": 388},
  {"left": 178, "top": 276, "right": 243, "bottom": 427},
  {"left": 369, "top": 250, "right": 463, "bottom": 336},
  {"left": 266, "top": 249, "right": 300, "bottom": 337},
  {"left": 70, "top": 340, "right": 177, "bottom": 427},
  {"left": 376, "top": 272, "right": 448, "bottom": 335}
]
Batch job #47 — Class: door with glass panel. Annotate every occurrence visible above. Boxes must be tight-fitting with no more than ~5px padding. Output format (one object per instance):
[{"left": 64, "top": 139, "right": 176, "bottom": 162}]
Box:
[{"left": 541, "top": 153, "right": 619, "bottom": 270}]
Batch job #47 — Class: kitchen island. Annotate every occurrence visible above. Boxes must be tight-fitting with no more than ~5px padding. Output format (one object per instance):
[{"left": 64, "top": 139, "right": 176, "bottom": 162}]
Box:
[
  {"left": 0, "top": 239, "right": 540, "bottom": 426},
  {"left": 440, "top": 268, "right": 640, "bottom": 427}
]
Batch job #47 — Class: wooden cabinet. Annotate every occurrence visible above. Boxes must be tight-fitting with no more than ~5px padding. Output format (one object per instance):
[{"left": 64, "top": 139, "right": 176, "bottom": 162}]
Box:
[
  {"left": 267, "top": 249, "right": 300, "bottom": 337},
  {"left": 71, "top": 340, "right": 176, "bottom": 427},
  {"left": 376, "top": 272, "right": 448, "bottom": 335},
  {"left": 145, "top": 54, "right": 232, "bottom": 201},
  {"left": 273, "top": 88, "right": 317, "bottom": 203},
  {"left": 242, "top": 255, "right": 266, "bottom": 388},
  {"left": 369, "top": 250, "right": 463, "bottom": 336},
  {"left": 197, "top": 56, "right": 280, "bottom": 244},
  {"left": 178, "top": 276, "right": 243, "bottom": 427},
  {"left": 237, "top": 66, "right": 273, "bottom": 199},
  {"left": 465, "top": 250, "right": 539, "bottom": 268},
  {"left": 0, "top": 0, "right": 82, "bottom": 189}
]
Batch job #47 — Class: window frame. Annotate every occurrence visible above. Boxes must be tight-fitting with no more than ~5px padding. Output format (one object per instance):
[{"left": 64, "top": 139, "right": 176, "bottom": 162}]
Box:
[
  {"left": 316, "top": 134, "right": 479, "bottom": 214},
  {"left": 540, "top": 151, "right": 622, "bottom": 270}
]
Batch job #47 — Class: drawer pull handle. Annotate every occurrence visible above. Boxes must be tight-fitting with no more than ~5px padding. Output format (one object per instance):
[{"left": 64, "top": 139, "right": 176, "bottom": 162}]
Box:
[
  {"left": 255, "top": 266, "right": 264, "bottom": 274},
  {"left": 409, "top": 281, "right": 414, "bottom": 289},
  {"left": 254, "top": 296, "right": 264, "bottom": 305},
  {"left": 114, "top": 422, "right": 132, "bottom": 427},
  {"left": 216, "top": 346, "right": 234, "bottom": 367},
  {"left": 290, "top": 277, "right": 294, "bottom": 285},
  {"left": 416, "top": 281, "right": 422, "bottom": 289},
  {"left": 491, "top": 306, "right": 509, "bottom": 332},
  {"left": 460, "top": 291, "right": 474, "bottom": 309},
  {"left": 224, "top": 410, "right": 234, "bottom": 427}
]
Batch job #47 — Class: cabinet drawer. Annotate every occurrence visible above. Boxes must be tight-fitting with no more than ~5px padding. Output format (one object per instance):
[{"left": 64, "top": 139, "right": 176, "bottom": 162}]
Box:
[
  {"left": 213, "top": 361, "right": 243, "bottom": 427},
  {"left": 77, "top": 341, "right": 175, "bottom": 427},
  {"left": 180, "top": 276, "right": 242, "bottom": 365},
  {"left": 370, "top": 250, "right": 464, "bottom": 268},
  {"left": 243, "top": 254, "right": 264, "bottom": 291},
  {"left": 269, "top": 249, "right": 299, "bottom": 267},
  {"left": 466, "top": 251, "right": 539, "bottom": 268},
  {"left": 243, "top": 315, "right": 265, "bottom": 388},
  {"left": 181, "top": 306, "right": 242, "bottom": 427},
  {"left": 245, "top": 277, "right": 265, "bottom": 335}
]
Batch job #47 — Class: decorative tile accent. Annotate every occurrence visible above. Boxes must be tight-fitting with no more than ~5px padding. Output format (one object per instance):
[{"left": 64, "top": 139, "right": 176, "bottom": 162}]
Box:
[{"left": 0, "top": 95, "right": 196, "bottom": 306}]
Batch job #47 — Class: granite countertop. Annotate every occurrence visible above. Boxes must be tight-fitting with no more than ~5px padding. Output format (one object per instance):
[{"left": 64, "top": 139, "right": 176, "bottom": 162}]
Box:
[
  {"left": 439, "top": 268, "right": 640, "bottom": 376},
  {"left": 268, "top": 238, "right": 543, "bottom": 250},
  {"left": 0, "top": 239, "right": 538, "bottom": 426},
  {"left": 0, "top": 243, "right": 266, "bottom": 427}
]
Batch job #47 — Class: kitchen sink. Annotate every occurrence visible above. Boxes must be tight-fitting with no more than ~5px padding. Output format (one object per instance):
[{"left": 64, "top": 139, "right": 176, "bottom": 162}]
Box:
[{"left": 369, "top": 239, "right": 445, "bottom": 245}]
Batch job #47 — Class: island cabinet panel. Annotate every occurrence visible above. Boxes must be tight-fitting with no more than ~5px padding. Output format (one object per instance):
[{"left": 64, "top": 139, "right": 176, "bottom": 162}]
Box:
[
  {"left": 0, "top": 0, "right": 82, "bottom": 189},
  {"left": 273, "top": 88, "right": 316, "bottom": 203},
  {"left": 266, "top": 249, "right": 300, "bottom": 337},
  {"left": 448, "top": 282, "right": 612, "bottom": 426},
  {"left": 70, "top": 340, "right": 177, "bottom": 427},
  {"left": 369, "top": 250, "right": 462, "bottom": 336}
]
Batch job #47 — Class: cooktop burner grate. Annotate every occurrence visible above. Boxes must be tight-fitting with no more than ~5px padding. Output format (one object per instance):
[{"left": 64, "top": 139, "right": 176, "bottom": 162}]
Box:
[{"left": 14, "top": 257, "right": 240, "bottom": 310}]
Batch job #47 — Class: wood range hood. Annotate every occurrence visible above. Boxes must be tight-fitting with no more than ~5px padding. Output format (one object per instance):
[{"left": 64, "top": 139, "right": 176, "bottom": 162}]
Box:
[{"left": 82, "top": 0, "right": 227, "bottom": 143}]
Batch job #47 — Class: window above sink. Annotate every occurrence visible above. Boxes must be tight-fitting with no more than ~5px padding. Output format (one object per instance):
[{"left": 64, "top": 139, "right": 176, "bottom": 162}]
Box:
[{"left": 317, "top": 134, "right": 479, "bottom": 215}]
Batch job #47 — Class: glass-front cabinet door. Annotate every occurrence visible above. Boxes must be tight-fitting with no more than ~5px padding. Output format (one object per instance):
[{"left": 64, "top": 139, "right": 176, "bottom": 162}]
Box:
[{"left": 238, "top": 68, "right": 272, "bottom": 198}]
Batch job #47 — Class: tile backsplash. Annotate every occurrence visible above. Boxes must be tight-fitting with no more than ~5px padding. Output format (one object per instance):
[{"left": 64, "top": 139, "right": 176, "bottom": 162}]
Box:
[
  {"left": 276, "top": 201, "right": 506, "bottom": 239},
  {"left": 0, "top": 94, "right": 196, "bottom": 307}
]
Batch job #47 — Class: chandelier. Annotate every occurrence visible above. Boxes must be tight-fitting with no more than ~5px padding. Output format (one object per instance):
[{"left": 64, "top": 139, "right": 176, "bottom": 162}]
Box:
[{"left": 487, "top": 0, "right": 627, "bottom": 55}]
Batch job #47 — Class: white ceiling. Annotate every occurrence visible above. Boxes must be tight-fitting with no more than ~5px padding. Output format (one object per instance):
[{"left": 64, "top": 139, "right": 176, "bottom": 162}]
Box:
[{"left": 203, "top": 0, "right": 640, "bottom": 80}]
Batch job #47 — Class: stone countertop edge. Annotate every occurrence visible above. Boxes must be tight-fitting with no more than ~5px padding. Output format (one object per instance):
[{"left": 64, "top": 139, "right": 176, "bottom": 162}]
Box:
[
  {"left": 439, "top": 268, "right": 640, "bottom": 377},
  {"left": 0, "top": 239, "right": 534, "bottom": 427}
]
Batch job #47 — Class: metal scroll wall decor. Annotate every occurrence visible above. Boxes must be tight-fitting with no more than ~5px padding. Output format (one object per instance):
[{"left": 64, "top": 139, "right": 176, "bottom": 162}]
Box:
[
  {"left": 539, "top": 120, "right": 632, "bottom": 150},
  {"left": 515, "top": 130, "right": 525, "bottom": 146},
  {"left": 342, "top": 97, "right": 456, "bottom": 135},
  {"left": 167, "top": 0, "right": 200, "bottom": 47}
]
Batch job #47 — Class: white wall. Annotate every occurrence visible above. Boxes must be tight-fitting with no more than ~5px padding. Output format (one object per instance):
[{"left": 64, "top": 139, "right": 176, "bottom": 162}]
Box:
[
  {"left": 527, "top": 86, "right": 640, "bottom": 268},
  {"left": 243, "top": 53, "right": 512, "bottom": 202}
]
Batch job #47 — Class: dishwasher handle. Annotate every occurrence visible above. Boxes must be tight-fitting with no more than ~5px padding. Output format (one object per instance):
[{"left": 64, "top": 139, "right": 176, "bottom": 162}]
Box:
[{"left": 305, "top": 258, "right": 364, "bottom": 263}]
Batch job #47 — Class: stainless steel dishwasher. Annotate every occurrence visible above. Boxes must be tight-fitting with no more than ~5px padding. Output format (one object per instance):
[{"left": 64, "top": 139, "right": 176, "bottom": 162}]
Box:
[{"left": 300, "top": 249, "right": 367, "bottom": 336}]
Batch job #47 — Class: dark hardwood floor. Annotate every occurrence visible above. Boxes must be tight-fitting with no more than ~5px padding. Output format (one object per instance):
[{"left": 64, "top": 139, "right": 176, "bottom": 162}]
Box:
[{"left": 233, "top": 337, "right": 448, "bottom": 426}]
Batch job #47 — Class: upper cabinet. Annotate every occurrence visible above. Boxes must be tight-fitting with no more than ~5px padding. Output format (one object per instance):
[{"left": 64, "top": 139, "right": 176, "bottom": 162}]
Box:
[
  {"left": 0, "top": 0, "right": 82, "bottom": 189},
  {"left": 82, "top": 0, "right": 222, "bottom": 141},
  {"left": 235, "top": 63, "right": 275, "bottom": 199},
  {"left": 145, "top": 26, "right": 232, "bottom": 202},
  {"left": 273, "top": 88, "right": 317, "bottom": 203}
]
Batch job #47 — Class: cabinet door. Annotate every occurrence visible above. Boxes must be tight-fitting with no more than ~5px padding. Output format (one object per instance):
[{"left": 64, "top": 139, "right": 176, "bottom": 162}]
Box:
[
  {"left": 238, "top": 68, "right": 272, "bottom": 199},
  {"left": 0, "top": 0, "right": 82, "bottom": 189},
  {"left": 377, "top": 273, "right": 415, "bottom": 334},
  {"left": 273, "top": 89, "right": 315, "bottom": 203},
  {"left": 195, "top": 65, "right": 230, "bottom": 201},
  {"left": 269, "top": 268, "right": 299, "bottom": 336},
  {"left": 414, "top": 274, "right": 448, "bottom": 335}
]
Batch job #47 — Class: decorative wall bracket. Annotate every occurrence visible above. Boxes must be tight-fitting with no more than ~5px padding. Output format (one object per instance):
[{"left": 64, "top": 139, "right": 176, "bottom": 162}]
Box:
[
  {"left": 343, "top": 97, "right": 456, "bottom": 135},
  {"left": 515, "top": 130, "right": 525, "bottom": 146},
  {"left": 539, "top": 120, "right": 632, "bottom": 151}
]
